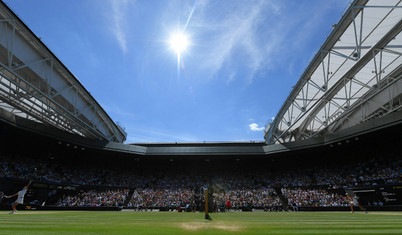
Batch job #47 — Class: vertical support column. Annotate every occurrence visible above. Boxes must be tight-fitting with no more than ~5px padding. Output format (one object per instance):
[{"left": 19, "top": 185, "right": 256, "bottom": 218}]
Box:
[
  {"left": 352, "top": 7, "right": 364, "bottom": 59},
  {"left": 358, "top": 8, "right": 364, "bottom": 58},
  {"left": 320, "top": 51, "right": 329, "bottom": 90},
  {"left": 373, "top": 49, "right": 384, "bottom": 86},
  {"left": 47, "top": 59, "right": 54, "bottom": 96},
  {"left": 4, "top": 20, "right": 16, "bottom": 69}
]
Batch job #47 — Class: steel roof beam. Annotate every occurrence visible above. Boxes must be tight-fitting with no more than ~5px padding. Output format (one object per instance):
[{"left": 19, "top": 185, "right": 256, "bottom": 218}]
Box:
[
  {"left": 326, "top": 70, "right": 402, "bottom": 133},
  {"left": 295, "top": 19, "right": 402, "bottom": 138},
  {"left": 265, "top": 0, "right": 368, "bottom": 144},
  {"left": 0, "top": 2, "right": 127, "bottom": 142}
]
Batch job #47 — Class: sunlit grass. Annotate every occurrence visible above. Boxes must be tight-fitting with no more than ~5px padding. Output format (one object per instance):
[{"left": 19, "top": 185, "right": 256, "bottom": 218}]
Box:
[{"left": 0, "top": 211, "right": 401, "bottom": 234}]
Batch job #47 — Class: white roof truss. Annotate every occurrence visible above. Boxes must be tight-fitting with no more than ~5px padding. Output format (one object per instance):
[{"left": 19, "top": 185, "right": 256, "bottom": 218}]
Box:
[
  {"left": 265, "top": 0, "right": 402, "bottom": 144},
  {"left": 0, "top": 2, "right": 127, "bottom": 142}
]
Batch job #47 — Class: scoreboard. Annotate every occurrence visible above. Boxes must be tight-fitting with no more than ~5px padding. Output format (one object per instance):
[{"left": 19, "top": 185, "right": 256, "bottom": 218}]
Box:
[
  {"left": 353, "top": 185, "right": 402, "bottom": 206},
  {"left": 379, "top": 185, "right": 402, "bottom": 205}
]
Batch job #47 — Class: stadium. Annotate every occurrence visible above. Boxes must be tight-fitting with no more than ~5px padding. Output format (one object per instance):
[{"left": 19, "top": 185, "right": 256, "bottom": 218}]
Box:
[{"left": 0, "top": 0, "right": 401, "bottom": 234}]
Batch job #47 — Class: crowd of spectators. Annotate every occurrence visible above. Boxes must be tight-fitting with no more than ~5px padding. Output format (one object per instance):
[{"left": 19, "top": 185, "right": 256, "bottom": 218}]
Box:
[
  {"left": 126, "top": 175, "right": 203, "bottom": 210},
  {"left": 1, "top": 153, "right": 400, "bottom": 209},
  {"left": 312, "top": 158, "right": 401, "bottom": 188},
  {"left": 281, "top": 188, "right": 347, "bottom": 207},
  {"left": 0, "top": 155, "right": 150, "bottom": 187},
  {"left": 56, "top": 189, "right": 129, "bottom": 207},
  {"left": 215, "top": 188, "right": 282, "bottom": 210},
  {"left": 127, "top": 189, "right": 195, "bottom": 209},
  {"left": 1, "top": 155, "right": 399, "bottom": 189}
]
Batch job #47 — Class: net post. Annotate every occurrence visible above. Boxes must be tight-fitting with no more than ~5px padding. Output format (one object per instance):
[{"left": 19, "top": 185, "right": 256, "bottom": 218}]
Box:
[{"left": 204, "top": 188, "right": 212, "bottom": 220}]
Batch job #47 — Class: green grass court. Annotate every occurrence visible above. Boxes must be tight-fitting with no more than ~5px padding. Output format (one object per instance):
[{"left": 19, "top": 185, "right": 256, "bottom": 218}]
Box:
[{"left": 0, "top": 211, "right": 401, "bottom": 234}]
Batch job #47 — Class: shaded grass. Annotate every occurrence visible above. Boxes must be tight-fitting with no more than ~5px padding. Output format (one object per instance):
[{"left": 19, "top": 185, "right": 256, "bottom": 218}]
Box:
[{"left": 0, "top": 211, "right": 401, "bottom": 234}]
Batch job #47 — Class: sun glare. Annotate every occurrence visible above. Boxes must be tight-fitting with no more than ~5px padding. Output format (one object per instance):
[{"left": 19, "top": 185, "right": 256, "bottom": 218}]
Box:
[{"left": 169, "top": 32, "right": 189, "bottom": 55}]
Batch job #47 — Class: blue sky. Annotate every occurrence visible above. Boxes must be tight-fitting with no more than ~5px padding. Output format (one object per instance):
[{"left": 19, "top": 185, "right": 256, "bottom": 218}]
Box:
[{"left": 5, "top": 0, "right": 349, "bottom": 143}]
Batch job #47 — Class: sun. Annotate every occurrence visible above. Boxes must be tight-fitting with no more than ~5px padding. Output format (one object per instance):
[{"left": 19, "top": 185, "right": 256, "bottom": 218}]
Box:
[{"left": 169, "top": 32, "right": 189, "bottom": 56}]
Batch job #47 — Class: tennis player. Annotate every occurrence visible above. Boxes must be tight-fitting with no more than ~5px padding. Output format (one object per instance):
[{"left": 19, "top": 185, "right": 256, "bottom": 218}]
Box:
[
  {"left": 346, "top": 193, "right": 367, "bottom": 213},
  {"left": 5, "top": 180, "right": 32, "bottom": 214}
]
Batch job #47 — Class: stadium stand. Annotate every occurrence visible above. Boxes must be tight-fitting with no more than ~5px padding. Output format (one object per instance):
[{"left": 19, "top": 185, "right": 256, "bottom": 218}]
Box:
[
  {"left": 215, "top": 188, "right": 282, "bottom": 211},
  {"left": 127, "top": 188, "right": 196, "bottom": 211},
  {"left": 281, "top": 188, "right": 347, "bottom": 207},
  {"left": 0, "top": 0, "right": 401, "bottom": 216},
  {"left": 0, "top": 146, "right": 400, "bottom": 211},
  {"left": 56, "top": 189, "right": 129, "bottom": 207}
]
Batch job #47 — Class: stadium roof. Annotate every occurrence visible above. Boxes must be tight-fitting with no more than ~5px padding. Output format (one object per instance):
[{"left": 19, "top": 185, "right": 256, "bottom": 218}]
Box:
[
  {"left": 0, "top": 1, "right": 127, "bottom": 143},
  {"left": 265, "top": 0, "right": 402, "bottom": 144},
  {"left": 0, "top": 0, "right": 400, "bottom": 148}
]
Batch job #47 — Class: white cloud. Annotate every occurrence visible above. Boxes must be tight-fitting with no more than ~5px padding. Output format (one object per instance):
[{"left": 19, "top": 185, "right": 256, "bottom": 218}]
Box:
[
  {"left": 124, "top": 125, "right": 198, "bottom": 143},
  {"left": 227, "top": 71, "right": 236, "bottom": 84},
  {"left": 249, "top": 123, "right": 264, "bottom": 131},
  {"left": 108, "top": 0, "right": 133, "bottom": 53},
  {"left": 191, "top": 0, "right": 282, "bottom": 84},
  {"left": 185, "top": 0, "right": 344, "bottom": 86},
  {"left": 101, "top": 103, "right": 136, "bottom": 119}
]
